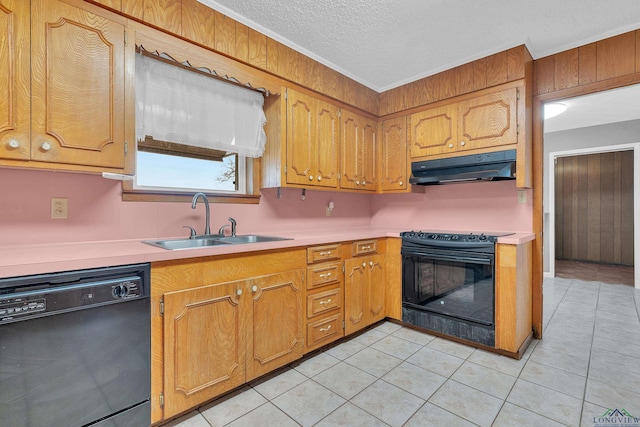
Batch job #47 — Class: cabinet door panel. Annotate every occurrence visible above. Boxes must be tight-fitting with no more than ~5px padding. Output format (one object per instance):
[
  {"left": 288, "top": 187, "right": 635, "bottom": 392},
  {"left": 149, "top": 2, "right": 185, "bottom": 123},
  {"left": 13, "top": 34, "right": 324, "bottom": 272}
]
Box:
[
  {"left": 31, "top": 0, "right": 126, "bottom": 168},
  {"left": 340, "top": 111, "right": 360, "bottom": 189},
  {"left": 344, "top": 258, "right": 367, "bottom": 335},
  {"left": 286, "top": 90, "right": 314, "bottom": 185},
  {"left": 458, "top": 87, "right": 518, "bottom": 150},
  {"left": 360, "top": 117, "right": 377, "bottom": 190},
  {"left": 380, "top": 116, "right": 407, "bottom": 191},
  {"left": 164, "top": 281, "right": 247, "bottom": 418},
  {"left": 314, "top": 99, "right": 339, "bottom": 187},
  {"left": 247, "top": 270, "right": 304, "bottom": 380},
  {"left": 409, "top": 105, "right": 455, "bottom": 157},
  {"left": 368, "top": 255, "right": 385, "bottom": 324},
  {"left": 0, "top": 0, "right": 30, "bottom": 160}
]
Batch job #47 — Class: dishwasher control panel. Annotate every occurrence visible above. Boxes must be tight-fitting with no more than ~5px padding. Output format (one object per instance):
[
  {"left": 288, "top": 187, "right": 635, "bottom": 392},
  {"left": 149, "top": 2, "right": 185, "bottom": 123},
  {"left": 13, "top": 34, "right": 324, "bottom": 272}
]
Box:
[{"left": 0, "top": 276, "right": 145, "bottom": 323}]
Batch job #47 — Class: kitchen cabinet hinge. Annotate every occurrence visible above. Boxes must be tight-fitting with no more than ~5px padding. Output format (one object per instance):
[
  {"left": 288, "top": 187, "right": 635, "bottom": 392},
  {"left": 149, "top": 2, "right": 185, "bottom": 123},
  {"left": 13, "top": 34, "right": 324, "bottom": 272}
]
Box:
[
  {"left": 159, "top": 393, "right": 164, "bottom": 408},
  {"left": 124, "top": 141, "right": 128, "bottom": 155},
  {"left": 342, "top": 320, "right": 345, "bottom": 329},
  {"left": 160, "top": 300, "right": 164, "bottom": 315},
  {"left": 516, "top": 88, "right": 520, "bottom": 100},
  {"left": 516, "top": 124, "right": 520, "bottom": 135},
  {"left": 342, "top": 264, "right": 345, "bottom": 273},
  {"left": 285, "top": 89, "right": 288, "bottom": 100},
  {"left": 284, "top": 165, "right": 287, "bottom": 174},
  {"left": 124, "top": 30, "right": 128, "bottom": 47}
]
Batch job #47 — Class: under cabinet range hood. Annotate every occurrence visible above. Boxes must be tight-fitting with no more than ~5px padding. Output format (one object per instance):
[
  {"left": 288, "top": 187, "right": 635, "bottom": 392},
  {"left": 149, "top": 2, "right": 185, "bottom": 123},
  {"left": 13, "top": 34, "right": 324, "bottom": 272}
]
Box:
[{"left": 409, "top": 149, "right": 516, "bottom": 185}]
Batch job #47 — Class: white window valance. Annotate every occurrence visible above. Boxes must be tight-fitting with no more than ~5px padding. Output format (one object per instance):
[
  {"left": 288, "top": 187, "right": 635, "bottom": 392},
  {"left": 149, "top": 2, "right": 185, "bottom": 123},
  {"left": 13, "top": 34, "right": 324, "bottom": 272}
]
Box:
[{"left": 135, "top": 53, "right": 267, "bottom": 158}]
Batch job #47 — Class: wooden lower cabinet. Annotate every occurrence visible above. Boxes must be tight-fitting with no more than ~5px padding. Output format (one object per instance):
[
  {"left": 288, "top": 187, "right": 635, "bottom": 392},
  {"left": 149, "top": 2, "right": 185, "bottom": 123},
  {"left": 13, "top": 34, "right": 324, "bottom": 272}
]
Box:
[
  {"left": 304, "top": 245, "right": 344, "bottom": 353},
  {"left": 152, "top": 249, "right": 306, "bottom": 422},
  {"left": 163, "top": 279, "right": 247, "bottom": 418},
  {"left": 495, "top": 242, "right": 533, "bottom": 353},
  {"left": 246, "top": 270, "right": 304, "bottom": 380},
  {"left": 344, "top": 253, "right": 385, "bottom": 335}
]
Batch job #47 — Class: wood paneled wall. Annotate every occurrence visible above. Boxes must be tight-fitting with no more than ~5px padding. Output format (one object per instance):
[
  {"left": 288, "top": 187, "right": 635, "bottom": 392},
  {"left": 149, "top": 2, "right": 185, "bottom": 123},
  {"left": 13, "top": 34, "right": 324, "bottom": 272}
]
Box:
[
  {"left": 555, "top": 151, "right": 634, "bottom": 266},
  {"left": 87, "top": 0, "right": 379, "bottom": 114},
  {"left": 534, "top": 31, "right": 640, "bottom": 96},
  {"left": 378, "top": 46, "right": 532, "bottom": 116}
]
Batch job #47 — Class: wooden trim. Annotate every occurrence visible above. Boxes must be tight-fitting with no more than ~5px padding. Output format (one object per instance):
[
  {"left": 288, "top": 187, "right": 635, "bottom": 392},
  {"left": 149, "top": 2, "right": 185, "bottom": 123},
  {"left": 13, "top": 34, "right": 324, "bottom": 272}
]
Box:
[{"left": 138, "top": 136, "right": 227, "bottom": 161}]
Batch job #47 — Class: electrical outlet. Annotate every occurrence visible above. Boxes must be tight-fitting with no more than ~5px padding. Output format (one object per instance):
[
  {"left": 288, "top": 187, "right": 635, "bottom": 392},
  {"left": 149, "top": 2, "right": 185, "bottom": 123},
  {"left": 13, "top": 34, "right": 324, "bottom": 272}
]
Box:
[
  {"left": 326, "top": 206, "right": 332, "bottom": 217},
  {"left": 517, "top": 190, "right": 527, "bottom": 204},
  {"left": 51, "top": 198, "right": 68, "bottom": 219}
]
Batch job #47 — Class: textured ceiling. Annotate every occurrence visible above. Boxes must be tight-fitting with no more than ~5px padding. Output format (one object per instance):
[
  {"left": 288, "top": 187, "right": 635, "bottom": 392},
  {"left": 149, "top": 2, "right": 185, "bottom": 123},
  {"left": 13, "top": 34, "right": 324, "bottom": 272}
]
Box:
[{"left": 198, "top": 0, "right": 640, "bottom": 92}]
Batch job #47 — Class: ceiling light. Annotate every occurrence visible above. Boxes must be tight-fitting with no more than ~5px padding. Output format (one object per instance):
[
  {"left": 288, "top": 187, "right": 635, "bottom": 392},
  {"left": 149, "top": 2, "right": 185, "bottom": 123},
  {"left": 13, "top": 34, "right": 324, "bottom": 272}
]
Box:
[{"left": 544, "top": 103, "right": 567, "bottom": 119}]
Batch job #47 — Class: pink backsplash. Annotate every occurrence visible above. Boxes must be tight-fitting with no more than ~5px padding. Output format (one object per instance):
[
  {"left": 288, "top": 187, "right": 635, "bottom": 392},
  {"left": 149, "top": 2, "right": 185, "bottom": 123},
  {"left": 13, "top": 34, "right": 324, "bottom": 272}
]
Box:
[{"left": 1, "top": 168, "right": 531, "bottom": 246}]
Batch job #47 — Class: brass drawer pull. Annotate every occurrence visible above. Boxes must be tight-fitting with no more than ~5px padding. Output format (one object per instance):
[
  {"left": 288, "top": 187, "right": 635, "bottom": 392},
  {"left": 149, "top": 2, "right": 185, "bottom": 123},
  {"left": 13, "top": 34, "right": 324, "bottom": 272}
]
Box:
[
  {"left": 319, "top": 325, "right": 332, "bottom": 332},
  {"left": 319, "top": 251, "right": 332, "bottom": 256},
  {"left": 361, "top": 245, "right": 371, "bottom": 250},
  {"left": 319, "top": 299, "right": 332, "bottom": 305},
  {"left": 319, "top": 273, "right": 332, "bottom": 278}
]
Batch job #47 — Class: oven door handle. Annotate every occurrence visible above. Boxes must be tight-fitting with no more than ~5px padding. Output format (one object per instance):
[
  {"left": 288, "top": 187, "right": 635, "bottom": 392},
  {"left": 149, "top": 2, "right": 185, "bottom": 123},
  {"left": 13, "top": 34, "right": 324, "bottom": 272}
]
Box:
[{"left": 402, "top": 250, "right": 493, "bottom": 265}]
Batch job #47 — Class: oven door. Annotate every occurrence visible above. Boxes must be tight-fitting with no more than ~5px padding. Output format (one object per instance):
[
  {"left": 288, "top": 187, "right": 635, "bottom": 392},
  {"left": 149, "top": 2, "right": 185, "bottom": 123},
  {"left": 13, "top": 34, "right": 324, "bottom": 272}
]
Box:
[{"left": 402, "top": 247, "right": 494, "bottom": 326}]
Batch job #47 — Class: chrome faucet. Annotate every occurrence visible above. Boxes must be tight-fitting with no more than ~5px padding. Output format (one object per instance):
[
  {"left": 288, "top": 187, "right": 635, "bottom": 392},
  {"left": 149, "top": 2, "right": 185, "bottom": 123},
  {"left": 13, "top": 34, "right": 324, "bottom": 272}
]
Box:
[{"left": 191, "top": 193, "right": 211, "bottom": 235}]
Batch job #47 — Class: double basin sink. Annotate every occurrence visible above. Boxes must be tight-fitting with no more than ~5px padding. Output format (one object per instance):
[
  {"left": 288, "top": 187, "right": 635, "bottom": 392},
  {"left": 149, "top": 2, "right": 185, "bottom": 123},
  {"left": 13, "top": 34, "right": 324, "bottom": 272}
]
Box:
[{"left": 143, "top": 234, "right": 291, "bottom": 250}]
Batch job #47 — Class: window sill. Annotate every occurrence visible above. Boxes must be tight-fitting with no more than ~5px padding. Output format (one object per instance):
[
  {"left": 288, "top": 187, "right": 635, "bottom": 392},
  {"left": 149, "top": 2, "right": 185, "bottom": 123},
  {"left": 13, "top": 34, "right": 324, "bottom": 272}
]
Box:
[{"left": 122, "top": 191, "right": 260, "bottom": 204}]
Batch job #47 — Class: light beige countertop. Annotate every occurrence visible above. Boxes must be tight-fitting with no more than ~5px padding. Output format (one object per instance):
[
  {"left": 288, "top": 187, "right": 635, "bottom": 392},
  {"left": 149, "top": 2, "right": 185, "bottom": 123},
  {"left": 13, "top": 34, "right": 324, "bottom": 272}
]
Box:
[{"left": 0, "top": 228, "right": 535, "bottom": 278}]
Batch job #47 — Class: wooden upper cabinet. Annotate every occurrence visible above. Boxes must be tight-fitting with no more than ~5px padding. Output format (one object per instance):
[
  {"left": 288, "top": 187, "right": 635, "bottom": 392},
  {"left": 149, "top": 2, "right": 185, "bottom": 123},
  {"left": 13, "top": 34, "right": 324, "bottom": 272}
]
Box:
[
  {"left": 379, "top": 116, "right": 408, "bottom": 192},
  {"left": 457, "top": 86, "right": 518, "bottom": 151},
  {"left": 30, "top": 0, "right": 127, "bottom": 169},
  {"left": 285, "top": 88, "right": 339, "bottom": 188},
  {"left": 341, "top": 110, "right": 377, "bottom": 191},
  {"left": 0, "top": 0, "right": 30, "bottom": 160},
  {"left": 409, "top": 83, "right": 520, "bottom": 159},
  {"left": 409, "top": 104, "right": 455, "bottom": 158}
]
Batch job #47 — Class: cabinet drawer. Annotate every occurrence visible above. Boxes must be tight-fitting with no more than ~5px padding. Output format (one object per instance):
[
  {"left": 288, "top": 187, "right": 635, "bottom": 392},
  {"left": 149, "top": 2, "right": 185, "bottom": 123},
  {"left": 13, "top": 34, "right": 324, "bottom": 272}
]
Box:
[
  {"left": 307, "top": 288, "right": 341, "bottom": 317},
  {"left": 306, "top": 314, "right": 343, "bottom": 350},
  {"left": 307, "top": 262, "right": 342, "bottom": 290},
  {"left": 307, "top": 244, "right": 341, "bottom": 263},
  {"left": 352, "top": 240, "right": 377, "bottom": 256}
]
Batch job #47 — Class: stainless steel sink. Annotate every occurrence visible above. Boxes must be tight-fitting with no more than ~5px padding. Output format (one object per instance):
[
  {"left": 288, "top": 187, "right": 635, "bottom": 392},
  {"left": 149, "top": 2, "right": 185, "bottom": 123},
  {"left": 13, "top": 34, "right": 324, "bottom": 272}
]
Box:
[
  {"left": 143, "top": 234, "right": 291, "bottom": 250},
  {"left": 142, "top": 237, "right": 231, "bottom": 250},
  {"left": 214, "top": 235, "right": 292, "bottom": 244}
]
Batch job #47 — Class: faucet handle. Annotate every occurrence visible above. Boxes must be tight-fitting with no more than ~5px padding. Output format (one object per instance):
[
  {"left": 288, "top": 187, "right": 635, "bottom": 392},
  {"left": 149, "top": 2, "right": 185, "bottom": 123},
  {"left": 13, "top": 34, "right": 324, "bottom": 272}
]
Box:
[
  {"left": 182, "top": 225, "right": 197, "bottom": 239},
  {"left": 218, "top": 224, "right": 230, "bottom": 236}
]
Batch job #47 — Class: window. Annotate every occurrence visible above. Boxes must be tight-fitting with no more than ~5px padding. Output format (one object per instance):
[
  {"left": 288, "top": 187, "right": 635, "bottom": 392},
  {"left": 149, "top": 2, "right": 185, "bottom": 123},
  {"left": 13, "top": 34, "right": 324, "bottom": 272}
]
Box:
[{"left": 124, "top": 50, "right": 266, "bottom": 201}]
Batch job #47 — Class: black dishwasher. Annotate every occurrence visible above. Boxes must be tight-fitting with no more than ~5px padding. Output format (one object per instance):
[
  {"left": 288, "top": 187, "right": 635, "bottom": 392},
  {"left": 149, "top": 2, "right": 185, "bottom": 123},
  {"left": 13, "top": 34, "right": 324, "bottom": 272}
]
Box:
[{"left": 0, "top": 263, "right": 151, "bottom": 427}]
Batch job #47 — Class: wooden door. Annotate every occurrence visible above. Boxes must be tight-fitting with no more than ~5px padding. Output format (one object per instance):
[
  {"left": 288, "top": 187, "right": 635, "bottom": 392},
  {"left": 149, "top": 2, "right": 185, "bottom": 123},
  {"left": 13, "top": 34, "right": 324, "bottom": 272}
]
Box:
[
  {"left": 367, "top": 255, "right": 385, "bottom": 324},
  {"left": 313, "top": 97, "right": 339, "bottom": 187},
  {"left": 163, "top": 280, "right": 247, "bottom": 419},
  {"left": 457, "top": 87, "right": 518, "bottom": 151},
  {"left": 409, "top": 104, "right": 455, "bottom": 158},
  {"left": 0, "top": 0, "right": 30, "bottom": 160},
  {"left": 380, "top": 116, "right": 408, "bottom": 192},
  {"left": 30, "top": 0, "right": 126, "bottom": 168},
  {"left": 344, "top": 258, "right": 367, "bottom": 335},
  {"left": 286, "top": 89, "right": 315, "bottom": 185},
  {"left": 246, "top": 270, "right": 304, "bottom": 381}
]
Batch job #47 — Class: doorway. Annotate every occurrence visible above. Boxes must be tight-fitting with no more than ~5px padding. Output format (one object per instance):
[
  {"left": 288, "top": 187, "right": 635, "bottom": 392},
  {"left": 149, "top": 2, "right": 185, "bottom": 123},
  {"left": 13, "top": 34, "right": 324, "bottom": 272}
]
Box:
[{"left": 547, "top": 144, "right": 639, "bottom": 288}]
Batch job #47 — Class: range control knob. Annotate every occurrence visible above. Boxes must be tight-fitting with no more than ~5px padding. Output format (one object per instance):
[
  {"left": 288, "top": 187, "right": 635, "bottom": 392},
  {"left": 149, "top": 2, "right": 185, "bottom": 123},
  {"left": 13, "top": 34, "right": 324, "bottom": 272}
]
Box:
[
  {"left": 430, "top": 234, "right": 438, "bottom": 240},
  {"left": 479, "top": 234, "right": 488, "bottom": 241},
  {"left": 112, "top": 284, "right": 129, "bottom": 298},
  {"left": 451, "top": 235, "right": 459, "bottom": 240}
]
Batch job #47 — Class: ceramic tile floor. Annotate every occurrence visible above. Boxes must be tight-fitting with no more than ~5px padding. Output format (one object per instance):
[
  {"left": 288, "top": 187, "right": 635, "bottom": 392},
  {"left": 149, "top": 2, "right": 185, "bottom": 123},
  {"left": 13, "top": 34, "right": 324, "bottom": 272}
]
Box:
[{"left": 163, "top": 277, "right": 640, "bottom": 427}]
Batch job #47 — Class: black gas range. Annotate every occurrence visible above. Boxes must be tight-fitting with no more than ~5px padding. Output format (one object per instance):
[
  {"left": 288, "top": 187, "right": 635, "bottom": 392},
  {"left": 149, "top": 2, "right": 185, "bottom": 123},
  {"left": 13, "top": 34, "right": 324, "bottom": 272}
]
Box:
[{"left": 400, "top": 230, "right": 513, "bottom": 347}]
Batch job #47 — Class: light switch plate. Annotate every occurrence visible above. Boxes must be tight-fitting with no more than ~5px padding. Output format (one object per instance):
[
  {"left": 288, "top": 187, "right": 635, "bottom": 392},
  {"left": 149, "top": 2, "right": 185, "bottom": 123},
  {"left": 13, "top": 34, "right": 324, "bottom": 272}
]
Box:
[
  {"left": 51, "top": 197, "right": 68, "bottom": 219},
  {"left": 517, "top": 190, "right": 527, "bottom": 204}
]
